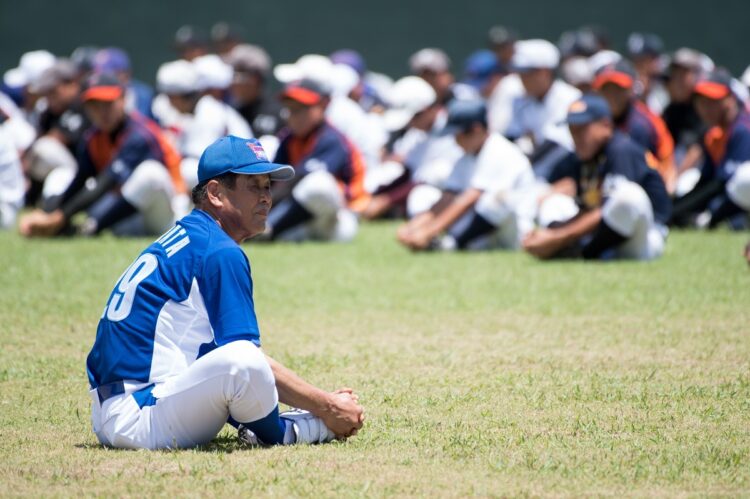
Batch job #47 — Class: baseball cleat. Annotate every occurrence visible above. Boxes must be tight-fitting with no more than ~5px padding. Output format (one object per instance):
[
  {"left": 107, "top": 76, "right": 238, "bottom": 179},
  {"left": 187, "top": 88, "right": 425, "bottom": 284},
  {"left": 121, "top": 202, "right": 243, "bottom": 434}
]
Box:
[
  {"left": 280, "top": 409, "right": 336, "bottom": 444},
  {"left": 237, "top": 424, "right": 260, "bottom": 446}
]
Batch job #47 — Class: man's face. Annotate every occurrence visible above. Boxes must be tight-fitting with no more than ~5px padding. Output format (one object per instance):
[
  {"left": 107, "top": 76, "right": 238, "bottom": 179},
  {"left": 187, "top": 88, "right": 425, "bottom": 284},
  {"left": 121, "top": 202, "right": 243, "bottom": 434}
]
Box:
[
  {"left": 418, "top": 70, "right": 453, "bottom": 100},
  {"left": 569, "top": 119, "right": 613, "bottom": 161},
  {"left": 454, "top": 123, "right": 486, "bottom": 155},
  {"left": 694, "top": 94, "right": 731, "bottom": 127},
  {"left": 410, "top": 104, "right": 439, "bottom": 132},
  {"left": 598, "top": 82, "right": 631, "bottom": 118},
  {"left": 84, "top": 97, "right": 126, "bottom": 133},
  {"left": 167, "top": 93, "right": 198, "bottom": 114},
  {"left": 667, "top": 66, "right": 697, "bottom": 103},
  {"left": 283, "top": 99, "right": 326, "bottom": 137},
  {"left": 519, "top": 68, "right": 554, "bottom": 99},
  {"left": 229, "top": 71, "right": 263, "bottom": 105},
  {"left": 45, "top": 80, "right": 80, "bottom": 115},
  {"left": 218, "top": 174, "right": 272, "bottom": 241}
]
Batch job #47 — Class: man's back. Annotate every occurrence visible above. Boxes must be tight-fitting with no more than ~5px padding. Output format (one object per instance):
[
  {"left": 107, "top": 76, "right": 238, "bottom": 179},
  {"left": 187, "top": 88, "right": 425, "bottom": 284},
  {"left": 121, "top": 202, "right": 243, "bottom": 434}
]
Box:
[{"left": 87, "top": 209, "right": 259, "bottom": 388}]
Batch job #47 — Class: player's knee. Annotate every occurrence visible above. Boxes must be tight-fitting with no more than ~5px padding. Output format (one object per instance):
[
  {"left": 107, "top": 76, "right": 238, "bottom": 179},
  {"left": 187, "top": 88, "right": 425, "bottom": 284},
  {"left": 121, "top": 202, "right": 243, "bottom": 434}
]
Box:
[
  {"left": 219, "top": 340, "right": 275, "bottom": 392},
  {"left": 726, "top": 161, "right": 750, "bottom": 211},
  {"left": 122, "top": 160, "right": 173, "bottom": 209},
  {"left": 406, "top": 184, "right": 442, "bottom": 218},
  {"left": 292, "top": 170, "right": 341, "bottom": 217},
  {"left": 537, "top": 193, "right": 579, "bottom": 228},
  {"left": 602, "top": 182, "right": 650, "bottom": 237},
  {"left": 475, "top": 191, "right": 511, "bottom": 226}
]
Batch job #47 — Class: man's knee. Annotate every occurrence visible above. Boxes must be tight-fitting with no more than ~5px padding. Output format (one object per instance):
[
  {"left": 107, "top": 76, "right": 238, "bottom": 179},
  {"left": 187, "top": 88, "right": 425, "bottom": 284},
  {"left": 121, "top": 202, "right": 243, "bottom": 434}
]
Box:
[
  {"left": 602, "top": 181, "right": 652, "bottom": 237},
  {"left": 406, "top": 184, "right": 442, "bottom": 218},
  {"left": 726, "top": 161, "right": 750, "bottom": 211},
  {"left": 537, "top": 193, "right": 579, "bottom": 228},
  {"left": 218, "top": 340, "right": 277, "bottom": 418},
  {"left": 292, "top": 170, "right": 342, "bottom": 218},
  {"left": 121, "top": 160, "right": 174, "bottom": 209}
]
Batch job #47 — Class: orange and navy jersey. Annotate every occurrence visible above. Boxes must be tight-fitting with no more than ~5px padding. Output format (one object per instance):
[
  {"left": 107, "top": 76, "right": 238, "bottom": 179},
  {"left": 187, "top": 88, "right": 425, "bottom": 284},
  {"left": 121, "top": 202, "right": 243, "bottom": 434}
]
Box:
[
  {"left": 79, "top": 112, "right": 185, "bottom": 193},
  {"left": 274, "top": 121, "right": 369, "bottom": 211},
  {"left": 620, "top": 101, "right": 675, "bottom": 185},
  {"left": 700, "top": 110, "right": 750, "bottom": 183}
]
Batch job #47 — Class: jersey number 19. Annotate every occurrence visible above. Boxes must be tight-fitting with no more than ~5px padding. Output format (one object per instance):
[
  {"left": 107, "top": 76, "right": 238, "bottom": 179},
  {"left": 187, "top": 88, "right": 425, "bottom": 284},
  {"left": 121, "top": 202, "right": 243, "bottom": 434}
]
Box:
[{"left": 103, "top": 254, "right": 159, "bottom": 322}]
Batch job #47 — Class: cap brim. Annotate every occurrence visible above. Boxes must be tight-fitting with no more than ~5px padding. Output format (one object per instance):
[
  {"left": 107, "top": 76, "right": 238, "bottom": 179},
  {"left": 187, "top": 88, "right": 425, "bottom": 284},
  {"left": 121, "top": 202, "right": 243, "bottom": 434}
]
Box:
[
  {"left": 693, "top": 81, "right": 730, "bottom": 100},
  {"left": 82, "top": 86, "right": 123, "bottom": 101},
  {"left": 383, "top": 108, "right": 416, "bottom": 132},
  {"left": 561, "top": 114, "right": 596, "bottom": 126},
  {"left": 280, "top": 87, "right": 323, "bottom": 105},
  {"left": 593, "top": 72, "right": 634, "bottom": 90},
  {"left": 230, "top": 162, "right": 295, "bottom": 181},
  {"left": 438, "top": 124, "right": 462, "bottom": 136}
]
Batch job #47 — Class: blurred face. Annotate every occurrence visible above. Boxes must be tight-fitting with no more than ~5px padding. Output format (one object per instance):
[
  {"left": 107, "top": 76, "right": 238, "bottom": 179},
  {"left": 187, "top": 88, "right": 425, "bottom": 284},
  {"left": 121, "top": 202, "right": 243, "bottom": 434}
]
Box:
[
  {"left": 569, "top": 119, "right": 613, "bottom": 161},
  {"left": 519, "top": 68, "right": 554, "bottom": 99},
  {"left": 282, "top": 98, "right": 327, "bottom": 137},
  {"left": 419, "top": 70, "right": 454, "bottom": 100},
  {"left": 493, "top": 43, "right": 514, "bottom": 66},
  {"left": 667, "top": 66, "right": 697, "bottom": 103},
  {"left": 167, "top": 93, "right": 199, "bottom": 114},
  {"left": 45, "top": 80, "right": 80, "bottom": 115},
  {"left": 229, "top": 71, "right": 263, "bottom": 105},
  {"left": 410, "top": 104, "right": 440, "bottom": 131},
  {"left": 694, "top": 94, "right": 736, "bottom": 128},
  {"left": 205, "top": 174, "right": 272, "bottom": 242},
  {"left": 598, "top": 82, "right": 631, "bottom": 118},
  {"left": 84, "top": 97, "right": 126, "bottom": 133},
  {"left": 455, "top": 123, "right": 488, "bottom": 155}
]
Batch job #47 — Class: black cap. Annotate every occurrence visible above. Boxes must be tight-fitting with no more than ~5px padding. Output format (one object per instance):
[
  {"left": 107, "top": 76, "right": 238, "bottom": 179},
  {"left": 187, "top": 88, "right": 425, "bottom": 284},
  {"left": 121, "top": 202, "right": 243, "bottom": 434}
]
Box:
[
  {"left": 174, "top": 25, "right": 209, "bottom": 50},
  {"left": 558, "top": 28, "right": 601, "bottom": 58},
  {"left": 442, "top": 99, "right": 487, "bottom": 134},
  {"left": 627, "top": 32, "right": 664, "bottom": 58},
  {"left": 488, "top": 26, "right": 519, "bottom": 47},
  {"left": 211, "top": 22, "right": 245, "bottom": 44}
]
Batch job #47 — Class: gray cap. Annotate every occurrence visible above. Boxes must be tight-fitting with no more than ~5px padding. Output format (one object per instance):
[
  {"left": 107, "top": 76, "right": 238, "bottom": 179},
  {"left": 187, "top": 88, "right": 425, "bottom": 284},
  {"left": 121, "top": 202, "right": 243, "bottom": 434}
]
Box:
[
  {"left": 29, "top": 59, "right": 77, "bottom": 94},
  {"left": 227, "top": 44, "right": 271, "bottom": 76},
  {"left": 409, "top": 48, "right": 451, "bottom": 74}
]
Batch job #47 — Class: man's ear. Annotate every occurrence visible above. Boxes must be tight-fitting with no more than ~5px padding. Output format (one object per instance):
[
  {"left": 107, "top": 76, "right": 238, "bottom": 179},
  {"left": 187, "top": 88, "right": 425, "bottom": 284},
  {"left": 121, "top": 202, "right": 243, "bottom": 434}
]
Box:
[{"left": 205, "top": 179, "right": 224, "bottom": 208}]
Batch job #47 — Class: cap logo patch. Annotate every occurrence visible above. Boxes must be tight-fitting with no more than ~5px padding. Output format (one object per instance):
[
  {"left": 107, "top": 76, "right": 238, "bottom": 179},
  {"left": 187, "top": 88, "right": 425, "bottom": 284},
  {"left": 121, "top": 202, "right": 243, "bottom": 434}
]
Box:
[
  {"left": 569, "top": 100, "right": 587, "bottom": 113},
  {"left": 247, "top": 141, "right": 267, "bottom": 161}
]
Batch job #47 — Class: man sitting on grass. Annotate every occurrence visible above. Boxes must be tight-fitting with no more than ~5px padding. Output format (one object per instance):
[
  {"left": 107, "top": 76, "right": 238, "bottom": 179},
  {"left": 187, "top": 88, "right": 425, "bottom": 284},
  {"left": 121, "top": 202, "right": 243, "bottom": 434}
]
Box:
[{"left": 86, "top": 135, "right": 364, "bottom": 449}]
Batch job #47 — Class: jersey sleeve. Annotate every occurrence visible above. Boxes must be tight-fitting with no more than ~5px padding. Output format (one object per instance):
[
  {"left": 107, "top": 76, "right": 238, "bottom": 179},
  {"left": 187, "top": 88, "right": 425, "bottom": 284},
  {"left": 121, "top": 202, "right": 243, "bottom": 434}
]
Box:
[
  {"left": 197, "top": 246, "right": 261, "bottom": 346},
  {"left": 302, "top": 132, "right": 350, "bottom": 178}
]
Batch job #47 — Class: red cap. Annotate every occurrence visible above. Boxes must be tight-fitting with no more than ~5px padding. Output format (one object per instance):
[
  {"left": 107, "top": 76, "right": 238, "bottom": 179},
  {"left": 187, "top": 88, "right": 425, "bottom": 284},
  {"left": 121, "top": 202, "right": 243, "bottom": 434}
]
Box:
[
  {"left": 280, "top": 78, "right": 329, "bottom": 106},
  {"left": 81, "top": 72, "right": 124, "bottom": 102},
  {"left": 693, "top": 69, "right": 733, "bottom": 100}
]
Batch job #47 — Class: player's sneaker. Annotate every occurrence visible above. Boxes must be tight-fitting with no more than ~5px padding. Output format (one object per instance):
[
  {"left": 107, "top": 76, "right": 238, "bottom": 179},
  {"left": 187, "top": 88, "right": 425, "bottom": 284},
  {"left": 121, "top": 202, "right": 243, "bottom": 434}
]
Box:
[
  {"left": 280, "top": 409, "right": 336, "bottom": 444},
  {"left": 237, "top": 425, "right": 260, "bottom": 446}
]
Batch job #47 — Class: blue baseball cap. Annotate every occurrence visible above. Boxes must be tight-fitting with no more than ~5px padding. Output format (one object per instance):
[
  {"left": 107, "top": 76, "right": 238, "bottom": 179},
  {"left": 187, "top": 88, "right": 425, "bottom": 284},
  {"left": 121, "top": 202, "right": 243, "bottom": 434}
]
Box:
[
  {"left": 462, "top": 50, "right": 504, "bottom": 90},
  {"left": 93, "top": 47, "right": 131, "bottom": 73},
  {"left": 562, "top": 94, "right": 612, "bottom": 125},
  {"left": 197, "top": 136, "right": 295, "bottom": 183},
  {"left": 441, "top": 98, "right": 488, "bottom": 135}
]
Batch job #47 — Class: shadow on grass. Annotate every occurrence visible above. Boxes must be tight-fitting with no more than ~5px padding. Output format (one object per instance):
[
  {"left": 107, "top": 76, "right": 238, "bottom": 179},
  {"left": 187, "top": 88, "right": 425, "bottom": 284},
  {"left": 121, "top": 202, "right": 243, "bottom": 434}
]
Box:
[{"left": 74, "top": 435, "right": 257, "bottom": 453}]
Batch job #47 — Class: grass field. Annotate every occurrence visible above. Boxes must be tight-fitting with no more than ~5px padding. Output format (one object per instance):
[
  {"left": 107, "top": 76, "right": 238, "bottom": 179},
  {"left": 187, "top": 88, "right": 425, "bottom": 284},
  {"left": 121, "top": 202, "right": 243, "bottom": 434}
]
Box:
[{"left": 1, "top": 223, "right": 749, "bottom": 497}]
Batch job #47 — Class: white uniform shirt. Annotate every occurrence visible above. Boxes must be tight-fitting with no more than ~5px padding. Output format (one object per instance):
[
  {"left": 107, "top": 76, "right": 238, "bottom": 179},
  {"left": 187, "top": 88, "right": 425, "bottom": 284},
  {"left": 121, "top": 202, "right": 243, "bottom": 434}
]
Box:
[{"left": 444, "top": 132, "right": 534, "bottom": 195}]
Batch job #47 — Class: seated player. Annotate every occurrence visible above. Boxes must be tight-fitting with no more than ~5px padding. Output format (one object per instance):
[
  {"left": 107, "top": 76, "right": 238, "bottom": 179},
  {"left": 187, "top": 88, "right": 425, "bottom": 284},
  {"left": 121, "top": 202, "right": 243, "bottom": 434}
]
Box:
[
  {"left": 86, "top": 136, "right": 364, "bottom": 449},
  {"left": 524, "top": 94, "right": 671, "bottom": 260},
  {"left": 397, "top": 99, "right": 534, "bottom": 251},
  {"left": 267, "top": 79, "right": 368, "bottom": 242},
  {"left": 593, "top": 60, "right": 676, "bottom": 192},
  {"left": 18, "top": 73, "right": 185, "bottom": 237},
  {"left": 671, "top": 70, "right": 750, "bottom": 229}
]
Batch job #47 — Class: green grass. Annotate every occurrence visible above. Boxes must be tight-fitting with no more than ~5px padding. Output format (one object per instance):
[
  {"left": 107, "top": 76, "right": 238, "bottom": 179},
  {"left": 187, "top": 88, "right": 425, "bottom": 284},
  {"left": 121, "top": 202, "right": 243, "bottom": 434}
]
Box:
[{"left": 1, "top": 224, "right": 749, "bottom": 497}]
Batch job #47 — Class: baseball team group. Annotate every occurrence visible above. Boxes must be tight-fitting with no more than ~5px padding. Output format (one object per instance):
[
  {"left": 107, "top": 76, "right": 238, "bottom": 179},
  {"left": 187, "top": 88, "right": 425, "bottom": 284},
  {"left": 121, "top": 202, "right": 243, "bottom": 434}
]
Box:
[{"left": 3, "top": 23, "right": 749, "bottom": 449}]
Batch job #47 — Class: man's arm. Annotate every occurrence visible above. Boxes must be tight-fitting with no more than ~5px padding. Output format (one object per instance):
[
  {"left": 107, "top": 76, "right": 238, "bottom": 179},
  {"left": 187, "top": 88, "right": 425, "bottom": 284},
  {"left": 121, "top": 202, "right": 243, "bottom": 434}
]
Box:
[
  {"left": 264, "top": 353, "right": 364, "bottom": 438},
  {"left": 523, "top": 208, "right": 602, "bottom": 259},
  {"left": 404, "top": 189, "right": 482, "bottom": 249}
]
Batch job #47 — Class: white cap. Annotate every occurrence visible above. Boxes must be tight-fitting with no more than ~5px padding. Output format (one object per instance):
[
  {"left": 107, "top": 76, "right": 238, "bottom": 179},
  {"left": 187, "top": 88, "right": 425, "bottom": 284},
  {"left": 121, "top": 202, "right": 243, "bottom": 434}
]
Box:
[
  {"left": 383, "top": 76, "right": 437, "bottom": 131},
  {"left": 330, "top": 63, "right": 359, "bottom": 97},
  {"left": 193, "top": 54, "right": 233, "bottom": 90},
  {"left": 156, "top": 60, "right": 200, "bottom": 94},
  {"left": 3, "top": 50, "right": 56, "bottom": 88},
  {"left": 512, "top": 40, "right": 559, "bottom": 70},
  {"left": 588, "top": 50, "right": 623, "bottom": 75},
  {"left": 561, "top": 56, "right": 593, "bottom": 86},
  {"left": 409, "top": 48, "right": 450, "bottom": 73},
  {"left": 273, "top": 54, "right": 333, "bottom": 84},
  {"left": 741, "top": 65, "right": 750, "bottom": 88}
]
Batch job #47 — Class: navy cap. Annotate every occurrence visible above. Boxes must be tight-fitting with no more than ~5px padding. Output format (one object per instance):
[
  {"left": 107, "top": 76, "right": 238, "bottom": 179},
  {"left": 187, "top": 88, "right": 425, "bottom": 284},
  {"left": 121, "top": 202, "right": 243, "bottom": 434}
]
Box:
[
  {"left": 627, "top": 33, "right": 664, "bottom": 58},
  {"left": 693, "top": 69, "right": 733, "bottom": 100},
  {"left": 462, "top": 50, "right": 504, "bottom": 89},
  {"left": 593, "top": 59, "right": 637, "bottom": 90},
  {"left": 93, "top": 47, "right": 131, "bottom": 73},
  {"left": 197, "top": 136, "right": 295, "bottom": 184},
  {"left": 563, "top": 94, "right": 612, "bottom": 125},
  {"left": 441, "top": 99, "right": 487, "bottom": 134}
]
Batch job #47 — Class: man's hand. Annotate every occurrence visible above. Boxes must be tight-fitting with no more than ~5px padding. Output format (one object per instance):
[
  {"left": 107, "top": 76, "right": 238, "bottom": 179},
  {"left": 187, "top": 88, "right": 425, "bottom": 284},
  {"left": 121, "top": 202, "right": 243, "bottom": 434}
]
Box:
[
  {"left": 318, "top": 388, "right": 365, "bottom": 439},
  {"left": 18, "top": 209, "right": 66, "bottom": 238},
  {"left": 522, "top": 228, "right": 566, "bottom": 260}
]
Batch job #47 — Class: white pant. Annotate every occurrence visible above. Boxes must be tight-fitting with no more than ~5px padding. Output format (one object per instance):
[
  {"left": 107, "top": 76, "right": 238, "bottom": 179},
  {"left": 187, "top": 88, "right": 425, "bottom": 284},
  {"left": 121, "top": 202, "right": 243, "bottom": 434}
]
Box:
[
  {"left": 727, "top": 161, "right": 750, "bottom": 211},
  {"left": 406, "top": 184, "right": 443, "bottom": 218},
  {"left": 278, "top": 170, "right": 358, "bottom": 242},
  {"left": 90, "top": 341, "right": 278, "bottom": 449},
  {"left": 538, "top": 181, "right": 666, "bottom": 260},
  {"left": 472, "top": 188, "right": 536, "bottom": 250},
  {"left": 26, "top": 136, "right": 78, "bottom": 200},
  {"left": 119, "top": 160, "right": 176, "bottom": 235}
]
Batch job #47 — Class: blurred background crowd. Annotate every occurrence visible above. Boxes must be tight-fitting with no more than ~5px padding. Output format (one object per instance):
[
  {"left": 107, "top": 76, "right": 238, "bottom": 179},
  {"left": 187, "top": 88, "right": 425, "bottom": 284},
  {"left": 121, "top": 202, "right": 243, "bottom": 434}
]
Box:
[{"left": 2, "top": 18, "right": 750, "bottom": 260}]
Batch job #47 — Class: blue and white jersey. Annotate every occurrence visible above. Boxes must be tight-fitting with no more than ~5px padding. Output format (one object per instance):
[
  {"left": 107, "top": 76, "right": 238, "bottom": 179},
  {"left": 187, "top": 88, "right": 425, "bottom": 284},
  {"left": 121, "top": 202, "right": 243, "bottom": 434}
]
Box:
[{"left": 87, "top": 210, "right": 260, "bottom": 388}]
